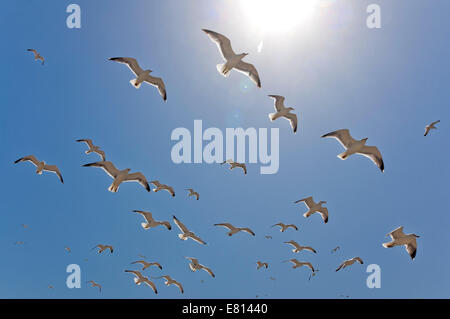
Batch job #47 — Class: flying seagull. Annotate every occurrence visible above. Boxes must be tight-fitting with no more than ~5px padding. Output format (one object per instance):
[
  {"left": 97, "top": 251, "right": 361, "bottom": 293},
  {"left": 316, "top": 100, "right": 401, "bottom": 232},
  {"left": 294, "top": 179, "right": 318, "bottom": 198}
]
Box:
[
  {"left": 150, "top": 180, "right": 175, "bottom": 197},
  {"left": 27, "top": 49, "right": 44, "bottom": 65},
  {"left": 256, "top": 261, "right": 268, "bottom": 270},
  {"left": 202, "top": 29, "right": 261, "bottom": 88},
  {"left": 294, "top": 196, "right": 328, "bottom": 224},
  {"left": 272, "top": 223, "right": 298, "bottom": 232},
  {"left": 336, "top": 257, "right": 364, "bottom": 272},
  {"left": 331, "top": 246, "right": 340, "bottom": 254},
  {"left": 14, "top": 155, "right": 63, "bottom": 183},
  {"left": 424, "top": 120, "right": 440, "bottom": 136},
  {"left": 86, "top": 280, "right": 102, "bottom": 292},
  {"left": 173, "top": 215, "right": 207, "bottom": 245},
  {"left": 268, "top": 95, "right": 298, "bottom": 133},
  {"left": 83, "top": 161, "right": 150, "bottom": 193},
  {"left": 383, "top": 226, "right": 419, "bottom": 260},
  {"left": 131, "top": 260, "right": 162, "bottom": 271},
  {"left": 321, "top": 129, "right": 384, "bottom": 172},
  {"left": 214, "top": 223, "right": 255, "bottom": 237},
  {"left": 124, "top": 270, "right": 158, "bottom": 294},
  {"left": 65, "top": 247, "right": 71, "bottom": 253},
  {"left": 185, "top": 188, "right": 199, "bottom": 200},
  {"left": 220, "top": 159, "right": 247, "bottom": 175},
  {"left": 92, "top": 244, "right": 114, "bottom": 254},
  {"left": 76, "top": 139, "right": 106, "bottom": 161},
  {"left": 109, "top": 57, "right": 167, "bottom": 101},
  {"left": 185, "top": 257, "right": 215, "bottom": 278},
  {"left": 284, "top": 259, "right": 315, "bottom": 273},
  {"left": 153, "top": 275, "right": 184, "bottom": 294},
  {"left": 284, "top": 240, "right": 317, "bottom": 254},
  {"left": 132, "top": 210, "right": 171, "bottom": 230},
  {"left": 264, "top": 235, "right": 273, "bottom": 239}
]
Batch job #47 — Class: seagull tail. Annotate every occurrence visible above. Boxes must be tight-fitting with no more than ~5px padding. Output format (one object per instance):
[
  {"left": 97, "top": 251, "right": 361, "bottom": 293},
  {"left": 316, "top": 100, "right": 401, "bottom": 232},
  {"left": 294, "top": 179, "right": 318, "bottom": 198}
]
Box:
[
  {"left": 303, "top": 211, "right": 312, "bottom": 218},
  {"left": 141, "top": 223, "right": 150, "bottom": 230},
  {"left": 382, "top": 242, "right": 393, "bottom": 248},
  {"left": 130, "top": 78, "right": 142, "bottom": 89},
  {"left": 178, "top": 234, "right": 187, "bottom": 240},
  {"left": 216, "top": 63, "right": 230, "bottom": 77},
  {"left": 268, "top": 112, "right": 278, "bottom": 121},
  {"left": 338, "top": 151, "right": 348, "bottom": 160}
]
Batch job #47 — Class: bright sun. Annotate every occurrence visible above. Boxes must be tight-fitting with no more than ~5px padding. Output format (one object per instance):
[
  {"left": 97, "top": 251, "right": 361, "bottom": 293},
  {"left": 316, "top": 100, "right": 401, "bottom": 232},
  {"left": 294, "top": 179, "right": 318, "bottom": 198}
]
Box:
[{"left": 240, "top": 0, "right": 318, "bottom": 33}]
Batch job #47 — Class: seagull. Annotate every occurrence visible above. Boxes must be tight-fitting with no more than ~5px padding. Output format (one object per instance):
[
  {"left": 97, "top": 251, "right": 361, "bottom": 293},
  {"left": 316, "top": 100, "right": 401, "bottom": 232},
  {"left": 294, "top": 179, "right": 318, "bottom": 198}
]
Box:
[
  {"left": 27, "top": 49, "right": 44, "bottom": 65},
  {"left": 131, "top": 260, "right": 162, "bottom": 271},
  {"left": 153, "top": 275, "right": 184, "bottom": 294},
  {"left": 294, "top": 196, "right": 328, "bottom": 224},
  {"left": 83, "top": 161, "right": 150, "bottom": 193},
  {"left": 321, "top": 129, "right": 384, "bottom": 172},
  {"left": 109, "top": 57, "right": 167, "bottom": 101},
  {"left": 21, "top": 224, "right": 29, "bottom": 229},
  {"left": 150, "top": 180, "right": 175, "bottom": 197},
  {"left": 268, "top": 95, "right": 298, "bottom": 133},
  {"left": 383, "top": 226, "right": 420, "bottom": 260},
  {"left": 173, "top": 215, "right": 207, "bottom": 245},
  {"left": 269, "top": 277, "right": 276, "bottom": 281},
  {"left": 256, "top": 261, "right": 268, "bottom": 270},
  {"left": 14, "top": 241, "right": 25, "bottom": 245},
  {"left": 185, "top": 257, "right": 215, "bottom": 278},
  {"left": 331, "top": 246, "right": 340, "bottom": 254},
  {"left": 202, "top": 29, "right": 261, "bottom": 88},
  {"left": 284, "top": 259, "right": 315, "bottom": 273},
  {"left": 124, "top": 270, "right": 158, "bottom": 294},
  {"left": 15, "top": 155, "right": 64, "bottom": 183},
  {"left": 65, "top": 247, "right": 71, "bottom": 253},
  {"left": 48, "top": 285, "right": 54, "bottom": 289},
  {"left": 424, "top": 120, "right": 440, "bottom": 136},
  {"left": 272, "top": 223, "right": 298, "bottom": 232},
  {"left": 185, "top": 188, "right": 199, "bottom": 200},
  {"left": 92, "top": 244, "right": 114, "bottom": 254},
  {"left": 264, "top": 235, "right": 273, "bottom": 240},
  {"left": 220, "top": 159, "right": 247, "bottom": 174},
  {"left": 284, "top": 240, "right": 317, "bottom": 254},
  {"left": 132, "top": 210, "right": 171, "bottom": 230},
  {"left": 336, "top": 257, "right": 364, "bottom": 272},
  {"left": 76, "top": 139, "right": 106, "bottom": 161},
  {"left": 214, "top": 223, "right": 255, "bottom": 237},
  {"left": 86, "top": 280, "right": 102, "bottom": 292}
]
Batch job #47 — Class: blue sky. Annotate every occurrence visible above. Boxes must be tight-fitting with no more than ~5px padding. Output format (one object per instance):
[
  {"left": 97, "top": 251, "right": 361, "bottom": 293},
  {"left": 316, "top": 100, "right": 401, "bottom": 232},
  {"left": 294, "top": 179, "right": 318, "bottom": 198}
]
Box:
[{"left": 0, "top": 0, "right": 449, "bottom": 298}]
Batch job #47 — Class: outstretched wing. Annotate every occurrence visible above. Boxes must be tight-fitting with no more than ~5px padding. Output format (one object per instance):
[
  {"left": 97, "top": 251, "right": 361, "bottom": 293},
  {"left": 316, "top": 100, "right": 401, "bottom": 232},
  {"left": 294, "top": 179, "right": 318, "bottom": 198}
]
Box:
[
  {"left": 387, "top": 226, "right": 404, "bottom": 240},
  {"left": 235, "top": 61, "right": 261, "bottom": 88},
  {"left": 358, "top": 145, "right": 384, "bottom": 172},
  {"left": 109, "top": 57, "right": 143, "bottom": 76},
  {"left": 214, "top": 223, "right": 234, "bottom": 230},
  {"left": 241, "top": 228, "right": 255, "bottom": 236},
  {"left": 321, "top": 129, "right": 356, "bottom": 149},
  {"left": 317, "top": 206, "right": 329, "bottom": 224},
  {"left": 285, "top": 113, "right": 298, "bottom": 133},
  {"left": 173, "top": 215, "right": 189, "bottom": 233},
  {"left": 43, "top": 164, "right": 64, "bottom": 183},
  {"left": 83, "top": 161, "right": 120, "bottom": 179},
  {"left": 202, "top": 29, "right": 235, "bottom": 61},
  {"left": 14, "top": 155, "right": 39, "bottom": 166},
  {"left": 294, "top": 196, "right": 315, "bottom": 208},
  {"left": 268, "top": 95, "right": 285, "bottom": 112},
  {"left": 124, "top": 172, "right": 150, "bottom": 192},
  {"left": 133, "top": 210, "right": 154, "bottom": 223},
  {"left": 144, "top": 75, "right": 167, "bottom": 101},
  {"left": 76, "top": 139, "right": 94, "bottom": 149},
  {"left": 201, "top": 266, "right": 215, "bottom": 278},
  {"left": 189, "top": 233, "right": 207, "bottom": 245}
]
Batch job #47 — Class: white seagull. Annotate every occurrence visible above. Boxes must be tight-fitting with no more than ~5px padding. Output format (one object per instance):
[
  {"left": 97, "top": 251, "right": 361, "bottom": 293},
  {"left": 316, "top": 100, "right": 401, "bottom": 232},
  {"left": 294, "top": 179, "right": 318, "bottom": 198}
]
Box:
[
  {"left": 424, "top": 120, "right": 440, "bottom": 136},
  {"left": 383, "top": 226, "right": 420, "bottom": 260},
  {"left": 132, "top": 210, "right": 171, "bottom": 230},
  {"left": 185, "top": 257, "right": 215, "bottom": 278},
  {"left": 83, "top": 161, "right": 150, "bottom": 193},
  {"left": 214, "top": 223, "right": 255, "bottom": 237},
  {"left": 14, "top": 155, "right": 63, "bottom": 183},
  {"left": 150, "top": 180, "right": 175, "bottom": 197},
  {"left": 173, "top": 215, "right": 207, "bottom": 245},
  {"left": 272, "top": 223, "right": 298, "bottom": 232},
  {"left": 321, "top": 129, "right": 384, "bottom": 172},
  {"left": 124, "top": 270, "right": 158, "bottom": 294},
  {"left": 202, "top": 29, "right": 261, "bottom": 88},
  {"left": 109, "top": 57, "right": 167, "bottom": 101},
  {"left": 284, "top": 240, "right": 317, "bottom": 254},
  {"left": 27, "top": 49, "right": 44, "bottom": 65},
  {"left": 131, "top": 260, "right": 162, "bottom": 271},
  {"left": 284, "top": 259, "right": 315, "bottom": 273},
  {"left": 76, "top": 139, "right": 106, "bottom": 161},
  {"left": 92, "top": 244, "right": 114, "bottom": 254},
  {"left": 268, "top": 95, "right": 298, "bottom": 133},
  {"left": 256, "top": 261, "right": 268, "bottom": 270},
  {"left": 336, "top": 257, "right": 364, "bottom": 272},
  {"left": 220, "top": 159, "right": 247, "bottom": 175},
  {"left": 153, "top": 275, "right": 184, "bottom": 294},
  {"left": 185, "top": 188, "right": 199, "bottom": 200},
  {"left": 294, "top": 196, "right": 328, "bottom": 224}
]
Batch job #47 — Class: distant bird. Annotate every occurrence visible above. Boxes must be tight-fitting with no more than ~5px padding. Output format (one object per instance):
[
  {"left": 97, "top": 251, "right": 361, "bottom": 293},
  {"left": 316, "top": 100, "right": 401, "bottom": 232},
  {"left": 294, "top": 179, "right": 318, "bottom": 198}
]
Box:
[
  {"left": 153, "top": 275, "right": 184, "bottom": 294},
  {"left": 185, "top": 188, "right": 199, "bottom": 200},
  {"left": 86, "top": 280, "right": 102, "bottom": 292},
  {"left": 309, "top": 269, "right": 319, "bottom": 281},
  {"left": 336, "top": 257, "right": 364, "bottom": 272},
  {"left": 272, "top": 223, "right": 298, "bottom": 232},
  {"left": 424, "top": 120, "right": 440, "bottom": 136},
  {"left": 48, "top": 285, "right": 54, "bottom": 289},
  {"left": 284, "top": 240, "right": 317, "bottom": 254},
  {"left": 383, "top": 226, "right": 420, "bottom": 260},
  {"left": 83, "top": 161, "right": 150, "bottom": 192},
  {"left": 132, "top": 210, "right": 171, "bottom": 230},
  {"left": 268, "top": 95, "right": 298, "bottom": 133},
  {"left": 220, "top": 159, "right": 247, "bottom": 174},
  {"left": 185, "top": 257, "right": 215, "bottom": 278},
  {"left": 27, "top": 49, "right": 44, "bottom": 65},
  {"left": 256, "top": 261, "right": 268, "bottom": 270},
  {"left": 150, "top": 180, "right": 175, "bottom": 197},
  {"left": 294, "top": 196, "right": 328, "bottom": 224},
  {"left": 264, "top": 235, "right": 273, "bottom": 240},
  {"left": 321, "top": 129, "right": 384, "bottom": 172},
  {"left": 202, "top": 29, "right": 261, "bottom": 88},
  {"left": 21, "top": 224, "right": 29, "bottom": 229},
  {"left": 14, "top": 241, "right": 25, "bottom": 245},
  {"left": 109, "top": 57, "right": 167, "bottom": 101},
  {"left": 15, "top": 155, "right": 64, "bottom": 183},
  {"left": 131, "top": 260, "right": 162, "bottom": 271},
  {"left": 124, "top": 270, "right": 157, "bottom": 294},
  {"left": 173, "top": 215, "right": 207, "bottom": 245},
  {"left": 214, "top": 223, "right": 255, "bottom": 237},
  {"left": 76, "top": 139, "right": 106, "bottom": 161},
  {"left": 92, "top": 244, "right": 114, "bottom": 254},
  {"left": 284, "top": 259, "right": 315, "bottom": 273},
  {"left": 331, "top": 246, "right": 340, "bottom": 254},
  {"left": 269, "top": 277, "right": 276, "bottom": 281},
  {"left": 65, "top": 247, "right": 71, "bottom": 253}
]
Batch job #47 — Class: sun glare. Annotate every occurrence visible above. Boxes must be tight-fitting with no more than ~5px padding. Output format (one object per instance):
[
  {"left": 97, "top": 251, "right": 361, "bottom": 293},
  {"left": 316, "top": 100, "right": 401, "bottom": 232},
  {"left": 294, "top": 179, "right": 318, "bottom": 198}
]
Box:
[{"left": 240, "top": 0, "right": 318, "bottom": 33}]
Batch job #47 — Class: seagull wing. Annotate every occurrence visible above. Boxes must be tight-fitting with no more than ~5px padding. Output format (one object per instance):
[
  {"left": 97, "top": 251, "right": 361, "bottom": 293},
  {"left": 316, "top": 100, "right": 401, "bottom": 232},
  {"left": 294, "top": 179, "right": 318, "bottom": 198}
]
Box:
[
  {"left": 304, "top": 246, "right": 317, "bottom": 253},
  {"left": 285, "top": 241, "right": 300, "bottom": 249},
  {"left": 173, "top": 216, "right": 189, "bottom": 233},
  {"left": 406, "top": 238, "right": 417, "bottom": 260},
  {"left": 294, "top": 196, "right": 315, "bottom": 208},
  {"left": 124, "top": 172, "right": 151, "bottom": 192},
  {"left": 431, "top": 120, "right": 441, "bottom": 126},
  {"left": 354, "top": 257, "right": 364, "bottom": 264},
  {"left": 287, "top": 224, "right": 298, "bottom": 230},
  {"left": 109, "top": 57, "right": 143, "bottom": 76},
  {"left": 358, "top": 145, "right": 384, "bottom": 172},
  {"left": 201, "top": 265, "right": 215, "bottom": 278},
  {"left": 317, "top": 206, "right": 329, "bottom": 223},
  {"left": 76, "top": 139, "right": 94, "bottom": 149},
  {"left": 321, "top": 129, "right": 356, "bottom": 149},
  {"left": 83, "top": 161, "right": 120, "bottom": 179},
  {"left": 133, "top": 210, "right": 154, "bottom": 223},
  {"left": 268, "top": 95, "right": 285, "bottom": 112},
  {"left": 202, "top": 29, "right": 235, "bottom": 61},
  {"left": 144, "top": 75, "right": 167, "bottom": 101},
  {"left": 189, "top": 233, "right": 207, "bottom": 245},
  {"left": 142, "top": 278, "right": 158, "bottom": 294},
  {"left": 15, "top": 155, "right": 39, "bottom": 166},
  {"left": 43, "top": 165, "right": 64, "bottom": 183},
  {"left": 285, "top": 113, "right": 298, "bottom": 133},
  {"left": 94, "top": 149, "right": 106, "bottom": 161},
  {"left": 235, "top": 61, "right": 261, "bottom": 88},
  {"left": 241, "top": 228, "right": 255, "bottom": 236},
  {"left": 387, "top": 226, "right": 405, "bottom": 239},
  {"left": 173, "top": 281, "right": 184, "bottom": 294},
  {"left": 214, "top": 223, "right": 234, "bottom": 230},
  {"left": 125, "top": 270, "right": 144, "bottom": 280},
  {"left": 304, "top": 262, "right": 315, "bottom": 272}
]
